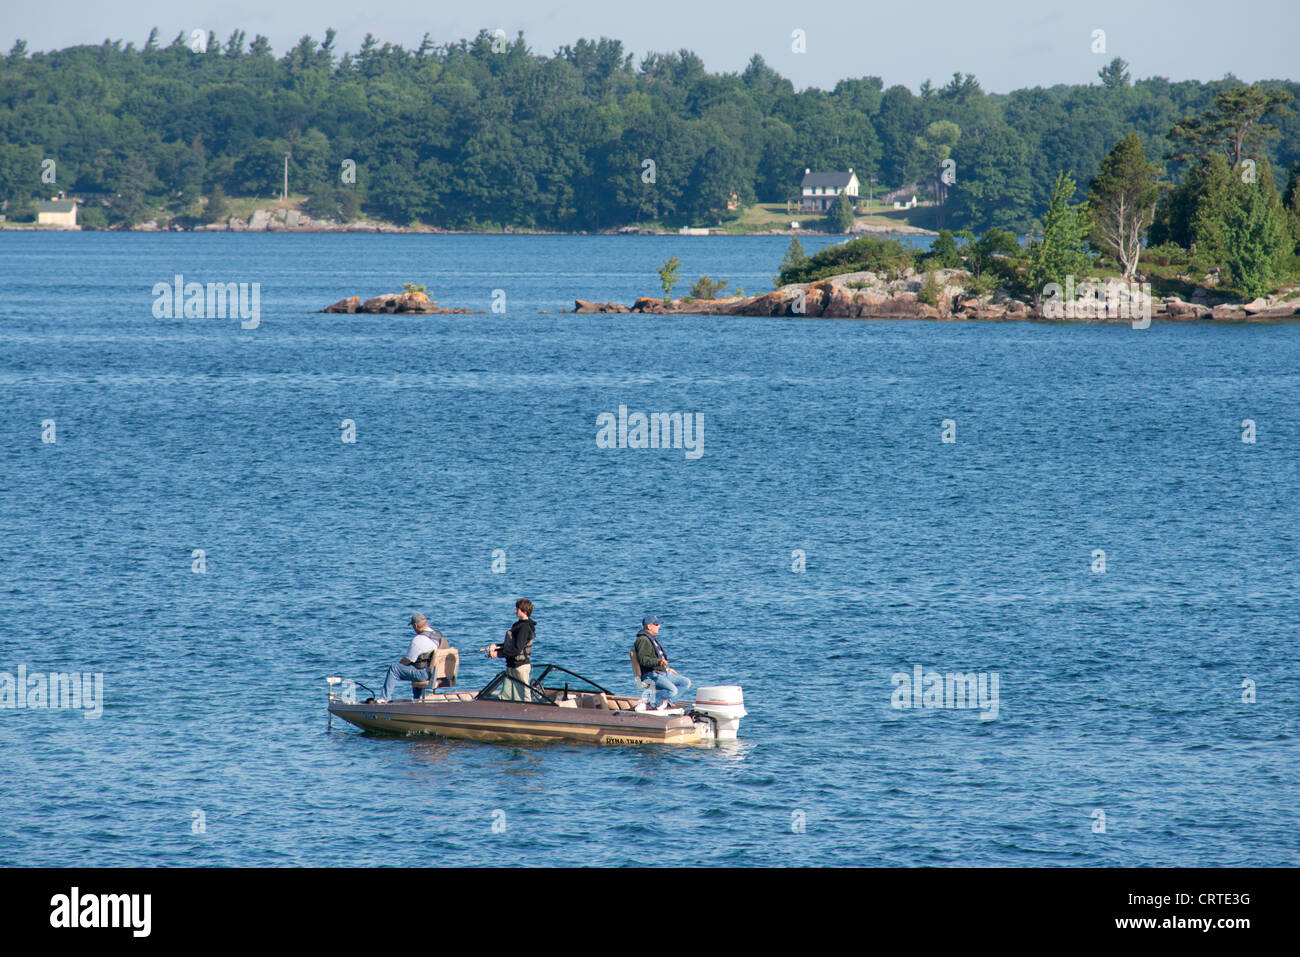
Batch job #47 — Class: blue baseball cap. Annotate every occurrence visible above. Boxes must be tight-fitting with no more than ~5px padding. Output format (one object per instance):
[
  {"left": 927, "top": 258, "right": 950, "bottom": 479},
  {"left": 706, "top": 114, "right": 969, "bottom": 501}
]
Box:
[{"left": 642, "top": 616, "right": 661, "bottom": 627}]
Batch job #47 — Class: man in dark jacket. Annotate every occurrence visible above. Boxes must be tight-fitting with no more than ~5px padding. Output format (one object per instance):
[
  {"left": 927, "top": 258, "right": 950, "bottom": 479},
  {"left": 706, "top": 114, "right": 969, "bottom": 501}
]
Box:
[
  {"left": 633, "top": 615, "right": 693, "bottom": 709},
  {"left": 489, "top": 598, "right": 534, "bottom": 701}
]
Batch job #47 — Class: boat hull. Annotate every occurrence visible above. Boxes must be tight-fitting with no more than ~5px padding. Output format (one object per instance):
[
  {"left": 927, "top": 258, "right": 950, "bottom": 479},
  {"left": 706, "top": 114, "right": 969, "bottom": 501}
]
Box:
[{"left": 329, "top": 697, "right": 707, "bottom": 746}]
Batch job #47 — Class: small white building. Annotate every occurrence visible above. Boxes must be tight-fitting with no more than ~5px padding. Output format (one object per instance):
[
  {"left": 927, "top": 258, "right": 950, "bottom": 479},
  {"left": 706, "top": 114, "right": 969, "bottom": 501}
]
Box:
[
  {"left": 37, "top": 199, "right": 78, "bottom": 227},
  {"left": 799, "top": 169, "right": 860, "bottom": 212}
]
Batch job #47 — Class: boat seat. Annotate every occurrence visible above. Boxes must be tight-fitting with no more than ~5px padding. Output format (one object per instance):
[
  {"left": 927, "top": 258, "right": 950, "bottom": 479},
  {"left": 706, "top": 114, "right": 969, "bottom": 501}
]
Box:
[
  {"left": 630, "top": 649, "right": 651, "bottom": 688},
  {"left": 572, "top": 694, "right": 641, "bottom": 712},
  {"left": 411, "top": 647, "right": 460, "bottom": 700}
]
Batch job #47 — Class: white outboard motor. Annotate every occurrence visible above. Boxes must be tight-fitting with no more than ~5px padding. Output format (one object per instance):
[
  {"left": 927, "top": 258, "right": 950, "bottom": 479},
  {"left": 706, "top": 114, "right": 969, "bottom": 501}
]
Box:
[{"left": 693, "top": 686, "right": 746, "bottom": 740}]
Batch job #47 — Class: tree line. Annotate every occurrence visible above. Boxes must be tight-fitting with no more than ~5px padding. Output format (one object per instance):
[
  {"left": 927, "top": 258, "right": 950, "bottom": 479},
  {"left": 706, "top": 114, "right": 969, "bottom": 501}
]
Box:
[{"left": 1, "top": 29, "right": 1298, "bottom": 246}]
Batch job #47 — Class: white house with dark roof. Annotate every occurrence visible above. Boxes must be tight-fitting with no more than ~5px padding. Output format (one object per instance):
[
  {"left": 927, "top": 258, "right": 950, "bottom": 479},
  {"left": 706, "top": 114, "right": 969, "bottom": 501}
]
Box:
[
  {"left": 36, "top": 199, "right": 78, "bottom": 227},
  {"left": 799, "top": 169, "right": 860, "bottom": 212}
]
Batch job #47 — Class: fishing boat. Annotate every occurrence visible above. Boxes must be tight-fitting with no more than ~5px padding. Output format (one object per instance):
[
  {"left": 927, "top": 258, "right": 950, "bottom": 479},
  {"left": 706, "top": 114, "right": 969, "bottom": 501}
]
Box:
[{"left": 327, "top": 663, "right": 746, "bottom": 746}]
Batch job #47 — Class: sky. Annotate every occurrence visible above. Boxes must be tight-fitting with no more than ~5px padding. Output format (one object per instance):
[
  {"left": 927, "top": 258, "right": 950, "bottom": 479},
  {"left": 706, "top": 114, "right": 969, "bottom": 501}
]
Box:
[{"left": 4, "top": 0, "right": 1297, "bottom": 93}]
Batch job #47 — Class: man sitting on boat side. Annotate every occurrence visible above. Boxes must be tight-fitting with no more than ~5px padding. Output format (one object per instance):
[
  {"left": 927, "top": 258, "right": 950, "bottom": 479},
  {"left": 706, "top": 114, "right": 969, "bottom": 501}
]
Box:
[
  {"left": 488, "top": 598, "right": 535, "bottom": 702},
  {"left": 376, "top": 613, "right": 447, "bottom": 703},
  {"left": 634, "top": 616, "right": 693, "bottom": 709}
]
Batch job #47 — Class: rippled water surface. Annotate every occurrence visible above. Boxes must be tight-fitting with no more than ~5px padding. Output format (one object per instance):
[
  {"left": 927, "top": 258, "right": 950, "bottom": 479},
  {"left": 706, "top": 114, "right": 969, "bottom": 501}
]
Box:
[{"left": 0, "top": 233, "right": 1296, "bottom": 866}]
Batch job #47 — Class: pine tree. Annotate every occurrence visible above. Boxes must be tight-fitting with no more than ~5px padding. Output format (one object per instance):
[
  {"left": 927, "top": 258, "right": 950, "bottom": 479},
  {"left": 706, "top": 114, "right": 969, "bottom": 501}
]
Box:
[
  {"left": 1098, "top": 58, "right": 1130, "bottom": 90},
  {"left": 1188, "top": 155, "right": 1238, "bottom": 263},
  {"left": 1028, "top": 172, "right": 1091, "bottom": 295},
  {"left": 1223, "top": 181, "right": 1285, "bottom": 296},
  {"left": 1222, "top": 156, "right": 1288, "bottom": 296},
  {"left": 774, "top": 237, "right": 809, "bottom": 286},
  {"left": 1283, "top": 164, "right": 1300, "bottom": 250},
  {"left": 1169, "top": 84, "right": 1294, "bottom": 168}
]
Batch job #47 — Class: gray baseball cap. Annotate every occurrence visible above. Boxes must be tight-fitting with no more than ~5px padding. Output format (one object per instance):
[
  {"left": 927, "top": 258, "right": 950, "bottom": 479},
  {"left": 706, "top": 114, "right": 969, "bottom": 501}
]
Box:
[{"left": 410, "top": 612, "right": 427, "bottom": 625}]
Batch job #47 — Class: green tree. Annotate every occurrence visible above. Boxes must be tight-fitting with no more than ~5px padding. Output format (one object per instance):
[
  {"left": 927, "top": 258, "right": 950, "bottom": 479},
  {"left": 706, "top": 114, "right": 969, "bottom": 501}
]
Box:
[
  {"left": 824, "top": 191, "right": 854, "bottom": 233},
  {"left": 924, "top": 229, "right": 962, "bottom": 268},
  {"left": 1150, "top": 154, "right": 1233, "bottom": 257},
  {"left": 1223, "top": 181, "right": 1286, "bottom": 296},
  {"left": 1097, "top": 58, "right": 1130, "bottom": 90},
  {"left": 1027, "top": 172, "right": 1092, "bottom": 296},
  {"left": 1088, "top": 133, "right": 1160, "bottom": 279},
  {"left": 303, "top": 184, "right": 339, "bottom": 221},
  {"left": 106, "top": 153, "right": 157, "bottom": 227},
  {"left": 875, "top": 85, "right": 922, "bottom": 188},
  {"left": 914, "top": 119, "right": 960, "bottom": 207},
  {"left": 657, "top": 256, "right": 682, "bottom": 301},
  {"left": 948, "top": 127, "right": 1036, "bottom": 233},
  {"left": 688, "top": 275, "right": 729, "bottom": 299},
  {"left": 338, "top": 188, "right": 362, "bottom": 222},
  {"left": 1222, "top": 156, "right": 1289, "bottom": 295},
  {"left": 1169, "top": 83, "right": 1294, "bottom": 169},
  {"left": 205, "top": 184, "right": 231, "bottom": 223},
  {"left": 1187, "top": 156, "right": 1240, "bottom": 262},
  {"left": 774, "top": 237, "right": 808, "bottom": 286},
  {"left": 917, "top": 271, "right": 941, "bottom": 306},
  {"left": 1283, "top": 163, "right": 1300, "bottom": 249},
  {"left": 777, "top": 234, "right": 919, "bottom": 284},
  {"left": 965, "top": 228, "right": 1021, "bottom": 283}
]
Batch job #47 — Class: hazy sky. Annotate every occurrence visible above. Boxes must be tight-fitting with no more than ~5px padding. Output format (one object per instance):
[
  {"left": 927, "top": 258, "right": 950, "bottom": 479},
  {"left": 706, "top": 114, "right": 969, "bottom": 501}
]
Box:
[{"left": 5, "top": 0, "right": 1297, "bottom": 92}]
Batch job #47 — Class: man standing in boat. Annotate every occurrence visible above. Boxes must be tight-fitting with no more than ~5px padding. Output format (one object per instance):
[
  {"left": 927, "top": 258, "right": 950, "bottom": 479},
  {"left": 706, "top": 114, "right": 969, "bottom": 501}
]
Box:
[
  {"left": 489, "top": 598, "right": 534, "bottom": 702},
  {"left": 376, "top": 613, "right": 446, "bottom": 703},
  {"left": 634, "top": 616, "right": 693, "bottom": 709}
]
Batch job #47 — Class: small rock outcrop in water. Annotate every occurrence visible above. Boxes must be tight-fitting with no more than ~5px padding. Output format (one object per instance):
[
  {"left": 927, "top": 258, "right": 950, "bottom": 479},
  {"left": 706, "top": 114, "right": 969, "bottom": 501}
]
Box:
[
  {"left": 321, "top": 292, "right": 482, "bottom": 314},
  {"left": 572, "top": 269, "right": 1300, "bottom": 322},
  {"left": 572, "top": 298, "right": 630, "bottom": 313}
]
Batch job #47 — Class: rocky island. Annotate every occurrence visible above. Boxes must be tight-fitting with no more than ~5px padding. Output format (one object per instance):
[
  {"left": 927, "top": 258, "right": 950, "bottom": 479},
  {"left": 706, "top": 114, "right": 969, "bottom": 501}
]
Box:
[
  {"left": 321, "top": 291, "right": 483, "bottom": 315},
  {"left": 574, "top": 269, "right": 1300, "bottom": 323}
]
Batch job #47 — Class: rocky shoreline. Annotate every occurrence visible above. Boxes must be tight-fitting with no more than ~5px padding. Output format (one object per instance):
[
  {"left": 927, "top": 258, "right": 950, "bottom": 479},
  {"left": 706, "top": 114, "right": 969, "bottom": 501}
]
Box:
[{"left": 572, "top": 269, "right": 1300, "bottom": 322}]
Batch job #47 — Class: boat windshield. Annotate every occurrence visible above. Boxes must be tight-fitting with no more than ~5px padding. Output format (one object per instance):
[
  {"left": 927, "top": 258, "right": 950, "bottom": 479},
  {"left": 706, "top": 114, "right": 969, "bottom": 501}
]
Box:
[
  {"left": 474, "top": 670, "right": 555, "bottom": 705},
  {"left": 530, "top": 664, "right": 613, "bottom": 697}
]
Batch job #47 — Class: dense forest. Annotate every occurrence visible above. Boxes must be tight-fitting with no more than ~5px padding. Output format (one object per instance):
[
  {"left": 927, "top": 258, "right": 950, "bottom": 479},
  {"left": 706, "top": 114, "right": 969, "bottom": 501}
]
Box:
[{"left": 1, "top": 27, "right": 1299, "bottom": 239}]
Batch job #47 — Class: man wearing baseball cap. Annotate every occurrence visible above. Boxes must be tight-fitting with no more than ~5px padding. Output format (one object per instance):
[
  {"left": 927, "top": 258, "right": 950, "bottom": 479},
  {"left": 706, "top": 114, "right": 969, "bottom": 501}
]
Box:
[
  {"left": 633, "top": 615, "right": 693, "bottom": 709},
  {"left": 376, "top": 612, "right": 447, "bottom": 703}
]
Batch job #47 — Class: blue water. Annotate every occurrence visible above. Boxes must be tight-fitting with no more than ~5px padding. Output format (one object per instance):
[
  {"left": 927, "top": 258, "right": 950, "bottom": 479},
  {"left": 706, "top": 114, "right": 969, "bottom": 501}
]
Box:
[{"left": 0, "top": 233, "right": 1296, "bottom": 867}]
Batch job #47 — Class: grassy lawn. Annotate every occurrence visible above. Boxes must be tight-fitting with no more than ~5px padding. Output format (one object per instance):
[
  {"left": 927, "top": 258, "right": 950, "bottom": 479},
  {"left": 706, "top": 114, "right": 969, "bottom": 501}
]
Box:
[{"left": 717, "top": 201, "right": 941, "bottom": 234}]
